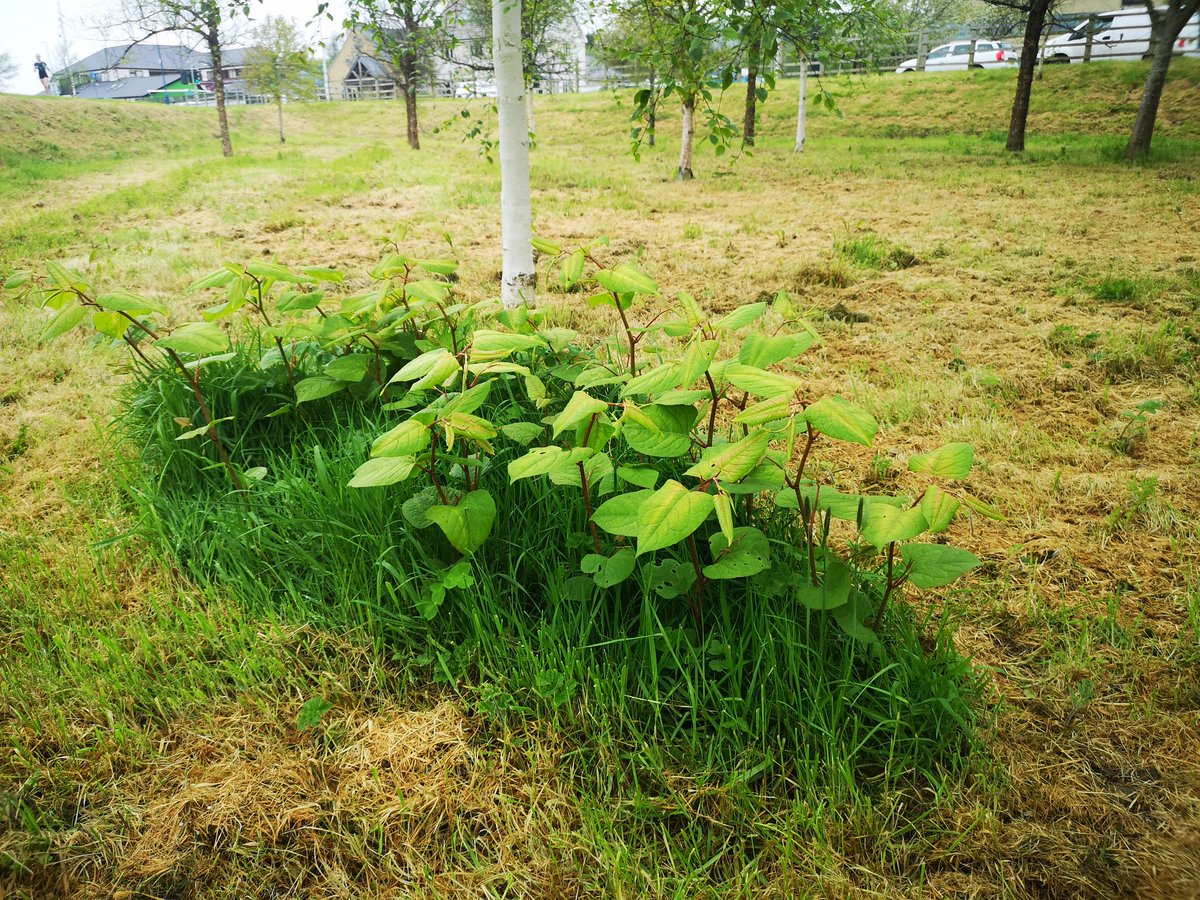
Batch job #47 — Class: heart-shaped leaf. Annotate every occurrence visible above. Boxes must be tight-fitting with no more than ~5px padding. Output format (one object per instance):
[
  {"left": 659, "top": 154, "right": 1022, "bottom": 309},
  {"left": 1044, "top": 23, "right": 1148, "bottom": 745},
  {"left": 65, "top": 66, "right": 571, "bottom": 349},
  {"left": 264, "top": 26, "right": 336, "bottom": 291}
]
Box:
[
  {"left": 637, "top": 480, "right": 714, "bottom": 556},
  {"left": 907, "top": 443, "right": 974, "bottom": 479},
  {"left": 900, "top": 544, "right": 981, "bottom": 588},
  {"left": 803, "top": 395, "right": 878, "bottom": 446},
  {"left": 425, "top": 490, "right": 496, "bottom": 555}
]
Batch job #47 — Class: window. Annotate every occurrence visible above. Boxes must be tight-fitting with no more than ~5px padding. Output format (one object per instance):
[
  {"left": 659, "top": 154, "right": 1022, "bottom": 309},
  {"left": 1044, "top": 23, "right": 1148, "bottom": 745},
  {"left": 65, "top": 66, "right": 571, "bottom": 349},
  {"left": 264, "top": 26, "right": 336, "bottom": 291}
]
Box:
[
  {"left": 951, "top": 43, "right": 972, "bottom": 56},
  {"left": 927, "top": 46, "right": 950, "bottom": 59}
]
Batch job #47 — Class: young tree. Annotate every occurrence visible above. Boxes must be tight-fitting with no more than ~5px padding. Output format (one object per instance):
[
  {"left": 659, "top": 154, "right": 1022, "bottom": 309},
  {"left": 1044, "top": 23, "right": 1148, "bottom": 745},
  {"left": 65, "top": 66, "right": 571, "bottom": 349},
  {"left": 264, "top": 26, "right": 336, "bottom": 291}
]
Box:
[
  {"left": 1125, "top": 0, "right": 1200, "bottom": 158},
  {"left": 0, "top": 52, "right": 18, "bottom": 90},
  {"left": 345, "top": 0, "right": 443, "bottom": 150},
  {"left": 493, "top": 0, "right": 536, "bottom": 306},
  {"left": 243, "top": 16, "right": 320, "bottom": 143},
  {"left": 111, "top": 0, "right": 242, "bottom": 156},
  {"left": 984, "top": 0, "right": 1056, "bottom": 152},
  {"left": 619, "top": 0, "right": 736, "bottom": 180}
]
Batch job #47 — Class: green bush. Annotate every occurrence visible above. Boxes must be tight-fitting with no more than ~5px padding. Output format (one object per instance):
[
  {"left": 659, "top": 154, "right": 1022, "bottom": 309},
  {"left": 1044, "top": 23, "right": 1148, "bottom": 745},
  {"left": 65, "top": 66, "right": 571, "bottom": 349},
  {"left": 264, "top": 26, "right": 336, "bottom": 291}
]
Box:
[{"left": 9, "top": 240, "right": 987, "bottom": 781}]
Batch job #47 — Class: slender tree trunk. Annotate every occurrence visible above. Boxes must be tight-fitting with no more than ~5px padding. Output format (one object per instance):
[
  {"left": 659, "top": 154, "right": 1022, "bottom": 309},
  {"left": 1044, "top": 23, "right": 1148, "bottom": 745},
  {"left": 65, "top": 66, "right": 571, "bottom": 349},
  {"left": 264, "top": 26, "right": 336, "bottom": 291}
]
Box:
[
  {"left": 277, "top": 96, "right": 285, "bottom": 143},
  {"left": 526, "top": 85, "right": 535, "bottom": 135},
  {"left": 400, "top": 45, "right": 420, "bottom": 150},
  {"left": 1125, "top": 16, "right": 1179, "bottom": 158},
  {"left": 647, "top": 71, "right": 657, "bottom": 147},
  {"left": 677, "top": 93, "right": 695, "bottom": 181},
  {"left": 1007, "top": 0, "right": 1049, "bottom": 152},
  {"left": 744, "top": 33, "right": 761, "bottom": 147},
  {"left": 493, "top": 0, "right": 535, "bottom": 307},
  {"left": 795, "top": 54, "right": 807, "bottom": 153},
  {"left": 208, "top": 29, "right": 233, "bottom": 158}
]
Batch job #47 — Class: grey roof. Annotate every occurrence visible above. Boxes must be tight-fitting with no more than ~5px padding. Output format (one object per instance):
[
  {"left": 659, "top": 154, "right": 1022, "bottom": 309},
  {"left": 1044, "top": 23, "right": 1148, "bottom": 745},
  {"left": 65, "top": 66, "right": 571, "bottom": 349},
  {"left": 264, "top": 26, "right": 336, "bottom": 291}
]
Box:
[
  {"left": 218, "top": 47, "right": 250, "bottom": 67},
  {"left": 348, "top": 56, "right": 391, "bottom": 79},
  {"left": 73, "top": 75, "right": 182, "bottom": 100},
  {"left": 67, "top": 43, "right": 245, "bottom": 74}
]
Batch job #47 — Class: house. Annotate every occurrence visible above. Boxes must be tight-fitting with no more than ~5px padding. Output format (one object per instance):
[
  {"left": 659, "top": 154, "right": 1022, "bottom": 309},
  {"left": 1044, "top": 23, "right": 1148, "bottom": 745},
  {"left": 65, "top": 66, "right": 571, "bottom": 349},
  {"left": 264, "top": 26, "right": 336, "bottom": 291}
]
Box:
[
  {"left": 61, "top": 43, "right": 263, "bottom": 103},
  {"left": 327, "top": 17, "right": 589, "bottom": 102}
]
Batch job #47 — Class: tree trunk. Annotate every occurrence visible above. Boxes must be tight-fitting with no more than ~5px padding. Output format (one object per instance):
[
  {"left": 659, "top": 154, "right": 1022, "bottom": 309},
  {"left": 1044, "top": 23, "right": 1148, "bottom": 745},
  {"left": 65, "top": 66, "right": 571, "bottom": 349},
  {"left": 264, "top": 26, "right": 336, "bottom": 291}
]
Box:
[
  {"left": 647, "top": 71, "right": 656, "bottom": 147},
  {"left": 795, "top": 54, "right": 807, "bottom": 153},
  {"left": 208, "top": 29, "right": 233, "bottom": 158},
  {"left": 743, "top": 34, "right": 761, "bottom": 147},
  {"left": 1125, "top": 15, "right": 1178, "bottom": 158},
  {"left": 277, "top": 96, "right": 285, "bottom": 143},
  {"left": 400, "top": 46, "right": 420, "bottom": 150},
  {"left": 493, "top": 0, "right": 536, "bottom": 307},
  {"left": 677, "top": 93, "right": 695, "bottom": 181},
  {"left": 526, "top": 86, "right": 535, "bottom": 135},
  {"left": 1006, "top": 0, "right": 1049, "bottom": 152}
]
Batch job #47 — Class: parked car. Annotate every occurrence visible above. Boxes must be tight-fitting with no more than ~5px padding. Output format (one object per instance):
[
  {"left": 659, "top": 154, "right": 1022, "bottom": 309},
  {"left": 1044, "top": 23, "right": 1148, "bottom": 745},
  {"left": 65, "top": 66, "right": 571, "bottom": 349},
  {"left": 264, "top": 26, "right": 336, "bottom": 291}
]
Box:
[
  {"left": 895, "top": 40, "right": 1018, "bottom": 73},
  {"left": 1040, "top": 7, "right": 1200, "bottom": 63}
]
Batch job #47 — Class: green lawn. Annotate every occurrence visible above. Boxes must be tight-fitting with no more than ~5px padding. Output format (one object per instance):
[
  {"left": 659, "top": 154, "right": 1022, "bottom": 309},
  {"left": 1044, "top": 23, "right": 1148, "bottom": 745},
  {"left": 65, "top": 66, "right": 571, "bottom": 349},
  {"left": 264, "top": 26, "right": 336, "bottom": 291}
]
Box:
[{"left": 2, "top": 60, "right": 1199, "bottom": 898}]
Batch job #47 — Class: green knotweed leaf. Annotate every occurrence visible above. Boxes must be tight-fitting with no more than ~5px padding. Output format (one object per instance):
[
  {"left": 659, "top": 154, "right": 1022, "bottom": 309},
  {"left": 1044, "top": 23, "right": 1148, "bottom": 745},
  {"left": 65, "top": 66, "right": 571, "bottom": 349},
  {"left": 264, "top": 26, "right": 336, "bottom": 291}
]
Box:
[
  {"left": 617, "top": 466, "right": 659, "bottom": 489},
  {"left": 39, "top": 303, "right": 87, "bottom": 343},
  {"left": 637, "top": 480, "right": 714, "bottom": 555},
  {"left": 500, "top": 422, "right": 545, "bottom": 445},
  {"left": 595, "top": 263, "right": 658, "bottom": 295},
  {"left": 552, "top": 390, "right": 608, "bottom": 437},
  {"left": 325, "top": 354, "right": 371, "bottom": 383},
  {"left": 795, "top": 554, "right": 853, "bottom": 610},
  {"left": 592, "top": 489, "right": 653, "bottom": 537},
  {"left": 714, "top": 302, "right": 767, "bottom": 331},
  {"left": 582, "top": 548, "right": 637, "bottom": 588},
  {"left": 425, "top": 490, "right": 496, "bottom": 555},
  {"left": 738, "top": 331, "right": 814, "bottom": 368},
  {"left": 621, "top": 363, "right": 682, "bottom": 398},
  {"left": 372, "top": 419, "right": 431, "bottom": 457},
  {"left": 622, "top": 404, "right": 697, "bottom": 457},
  {"left": 684, "top": 430, "right": 770, "bottom": 483},
  {"left": 900, "top": 544, "right": 981, "bottom": 588},
  {"left": 349, "top": 456, "right": 418, "bottom": 488},
  {"left": 860, "top": 504, "right": 928, "bottom": 549},
  {"left": 156, "top": 322, "right": 230, "bottom": 356},
  {"left": 803, "top": 395, "right": 878, "bottom": 446},
  {"left": 724, "top": 364, "right": 802, "bottom": 399},
  {"left": 907, "top": 443, "right": 974, "bottom": 479},
  {"left": 920, "top": 485, "right": 961, "bottom": 533},
  {"left": 96, "top": 290, "right": 168, "bottom": 316},
  {"left": 295, "top": 376, "right": 349, "bottom": 404},
  {"left": 703, "top": 526, "right": 770, "bottom": 579},
  {"left": 733, "top": 396, "right": 792, "bottom": 426}
]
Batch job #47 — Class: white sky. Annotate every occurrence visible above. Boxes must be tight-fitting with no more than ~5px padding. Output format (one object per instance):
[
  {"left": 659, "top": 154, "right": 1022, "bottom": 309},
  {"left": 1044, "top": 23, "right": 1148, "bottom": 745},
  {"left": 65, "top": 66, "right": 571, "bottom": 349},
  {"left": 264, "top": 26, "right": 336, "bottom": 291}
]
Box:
[{"left": 1, "top": 0, "right": 349, "bottom": 95}]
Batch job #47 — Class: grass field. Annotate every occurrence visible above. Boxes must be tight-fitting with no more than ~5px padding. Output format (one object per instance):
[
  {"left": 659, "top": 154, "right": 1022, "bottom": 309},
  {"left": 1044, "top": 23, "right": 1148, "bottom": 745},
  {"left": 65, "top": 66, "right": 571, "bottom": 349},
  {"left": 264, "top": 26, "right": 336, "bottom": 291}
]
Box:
[{"left": 2, "top": 60, "right": 1200, "bottom": 898}]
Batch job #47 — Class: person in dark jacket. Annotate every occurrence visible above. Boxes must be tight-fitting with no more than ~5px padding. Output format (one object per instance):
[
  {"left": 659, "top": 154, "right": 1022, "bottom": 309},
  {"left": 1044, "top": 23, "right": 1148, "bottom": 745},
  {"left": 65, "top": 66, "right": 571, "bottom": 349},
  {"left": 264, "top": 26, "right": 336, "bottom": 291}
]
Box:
[{"left": 34, "top": 56, "right": 50, "bottom": 92}]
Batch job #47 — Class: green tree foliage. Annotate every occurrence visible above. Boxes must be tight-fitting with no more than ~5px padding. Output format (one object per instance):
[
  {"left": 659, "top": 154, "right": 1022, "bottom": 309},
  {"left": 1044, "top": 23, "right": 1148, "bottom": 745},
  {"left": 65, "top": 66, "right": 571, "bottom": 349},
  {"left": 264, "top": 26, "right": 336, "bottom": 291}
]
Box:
[{"left": 243, "top": 15, "right": 321, "bottom": 143}]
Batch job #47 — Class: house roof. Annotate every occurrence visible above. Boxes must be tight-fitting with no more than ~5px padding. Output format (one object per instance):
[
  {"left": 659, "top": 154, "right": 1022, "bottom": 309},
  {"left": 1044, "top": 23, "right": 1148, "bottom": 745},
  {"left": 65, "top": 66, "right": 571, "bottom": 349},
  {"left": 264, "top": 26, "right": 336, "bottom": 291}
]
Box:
[
  {"left": 68, "top": 44, "right": 207, "bottom": 74},
  {"left": 73, "top": 75, "right": 182, "bottom": 100},
  {"left": 348, "top": 56, "right": 391, "bottom": 79}
]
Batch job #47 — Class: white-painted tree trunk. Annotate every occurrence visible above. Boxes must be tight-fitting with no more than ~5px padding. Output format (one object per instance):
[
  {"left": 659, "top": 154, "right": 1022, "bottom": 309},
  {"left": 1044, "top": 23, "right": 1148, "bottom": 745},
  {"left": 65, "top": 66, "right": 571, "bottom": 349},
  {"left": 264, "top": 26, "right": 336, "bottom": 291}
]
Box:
[
  {"left": 794, "top": 55, "right": 807, "bottom": 153},
  {"left": 526, "top": 85, "right": 535, "bottom": 135},
  {"left": 677, "top": 95, "right": 695, "bottom": 180},
  {"left": 493, "top": 0, "right": 536, "bottom": 307}
]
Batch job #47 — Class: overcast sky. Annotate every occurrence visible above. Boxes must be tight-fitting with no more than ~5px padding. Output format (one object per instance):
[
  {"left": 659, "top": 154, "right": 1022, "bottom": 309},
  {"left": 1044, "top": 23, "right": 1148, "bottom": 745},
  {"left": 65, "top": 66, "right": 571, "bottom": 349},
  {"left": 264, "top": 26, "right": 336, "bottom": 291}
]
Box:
[{"left": 1, "top": 0, "right": 349, "bottom": 95}]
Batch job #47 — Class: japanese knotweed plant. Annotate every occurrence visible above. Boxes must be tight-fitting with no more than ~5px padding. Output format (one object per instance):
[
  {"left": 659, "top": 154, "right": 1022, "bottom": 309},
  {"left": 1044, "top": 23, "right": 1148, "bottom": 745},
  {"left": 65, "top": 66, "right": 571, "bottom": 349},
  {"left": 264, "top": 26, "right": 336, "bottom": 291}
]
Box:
[
  {"left": 337, "top": 242, "right": 1000, "bottom": 643},
  {"left": 7, "top": 235, "right": 999, "bottom": 643}
]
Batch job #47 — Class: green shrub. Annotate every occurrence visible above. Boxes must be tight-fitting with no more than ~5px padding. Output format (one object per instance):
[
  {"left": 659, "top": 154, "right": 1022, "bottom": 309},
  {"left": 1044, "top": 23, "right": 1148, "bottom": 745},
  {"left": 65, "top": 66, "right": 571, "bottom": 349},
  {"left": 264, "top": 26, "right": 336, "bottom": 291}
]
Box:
[{"left": 9, "top": 240, "right": 987, "bottom": 780}]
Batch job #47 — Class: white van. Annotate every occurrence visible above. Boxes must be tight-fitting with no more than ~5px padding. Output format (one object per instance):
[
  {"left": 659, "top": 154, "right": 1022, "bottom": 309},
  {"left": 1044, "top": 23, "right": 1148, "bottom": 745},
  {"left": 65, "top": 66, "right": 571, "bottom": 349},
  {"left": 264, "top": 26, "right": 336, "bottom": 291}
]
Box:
[{"left": 1041, "top": 7, "right": 1200, "bottom": 62}]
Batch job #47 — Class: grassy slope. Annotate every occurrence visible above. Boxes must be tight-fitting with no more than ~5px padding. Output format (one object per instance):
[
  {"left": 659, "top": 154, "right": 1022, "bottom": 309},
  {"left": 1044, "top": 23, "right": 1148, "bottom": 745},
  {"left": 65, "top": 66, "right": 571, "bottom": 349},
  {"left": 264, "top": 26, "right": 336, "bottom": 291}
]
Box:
[{"left": 2, "top": 60, "right": 1200, "bottom": 898}]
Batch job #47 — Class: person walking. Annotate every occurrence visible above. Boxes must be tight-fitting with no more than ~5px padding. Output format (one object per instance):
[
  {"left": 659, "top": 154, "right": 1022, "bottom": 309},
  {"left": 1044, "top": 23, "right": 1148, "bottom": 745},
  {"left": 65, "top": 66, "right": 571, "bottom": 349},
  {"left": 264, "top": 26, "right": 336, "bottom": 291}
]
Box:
[{"left": 34, "top": 55, "right": 51, "bottom": 93}]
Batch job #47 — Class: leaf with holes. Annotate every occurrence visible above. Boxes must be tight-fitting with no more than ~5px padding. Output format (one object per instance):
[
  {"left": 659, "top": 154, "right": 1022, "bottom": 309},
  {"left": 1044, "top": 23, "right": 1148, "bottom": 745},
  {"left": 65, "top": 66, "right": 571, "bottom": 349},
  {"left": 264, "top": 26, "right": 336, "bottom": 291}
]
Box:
[
  {"left": 582, "top": 548, "right": 637, "bottom": 588},
  {"left": 704, "top": 526, "right": 770, "bottom": 579}
]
